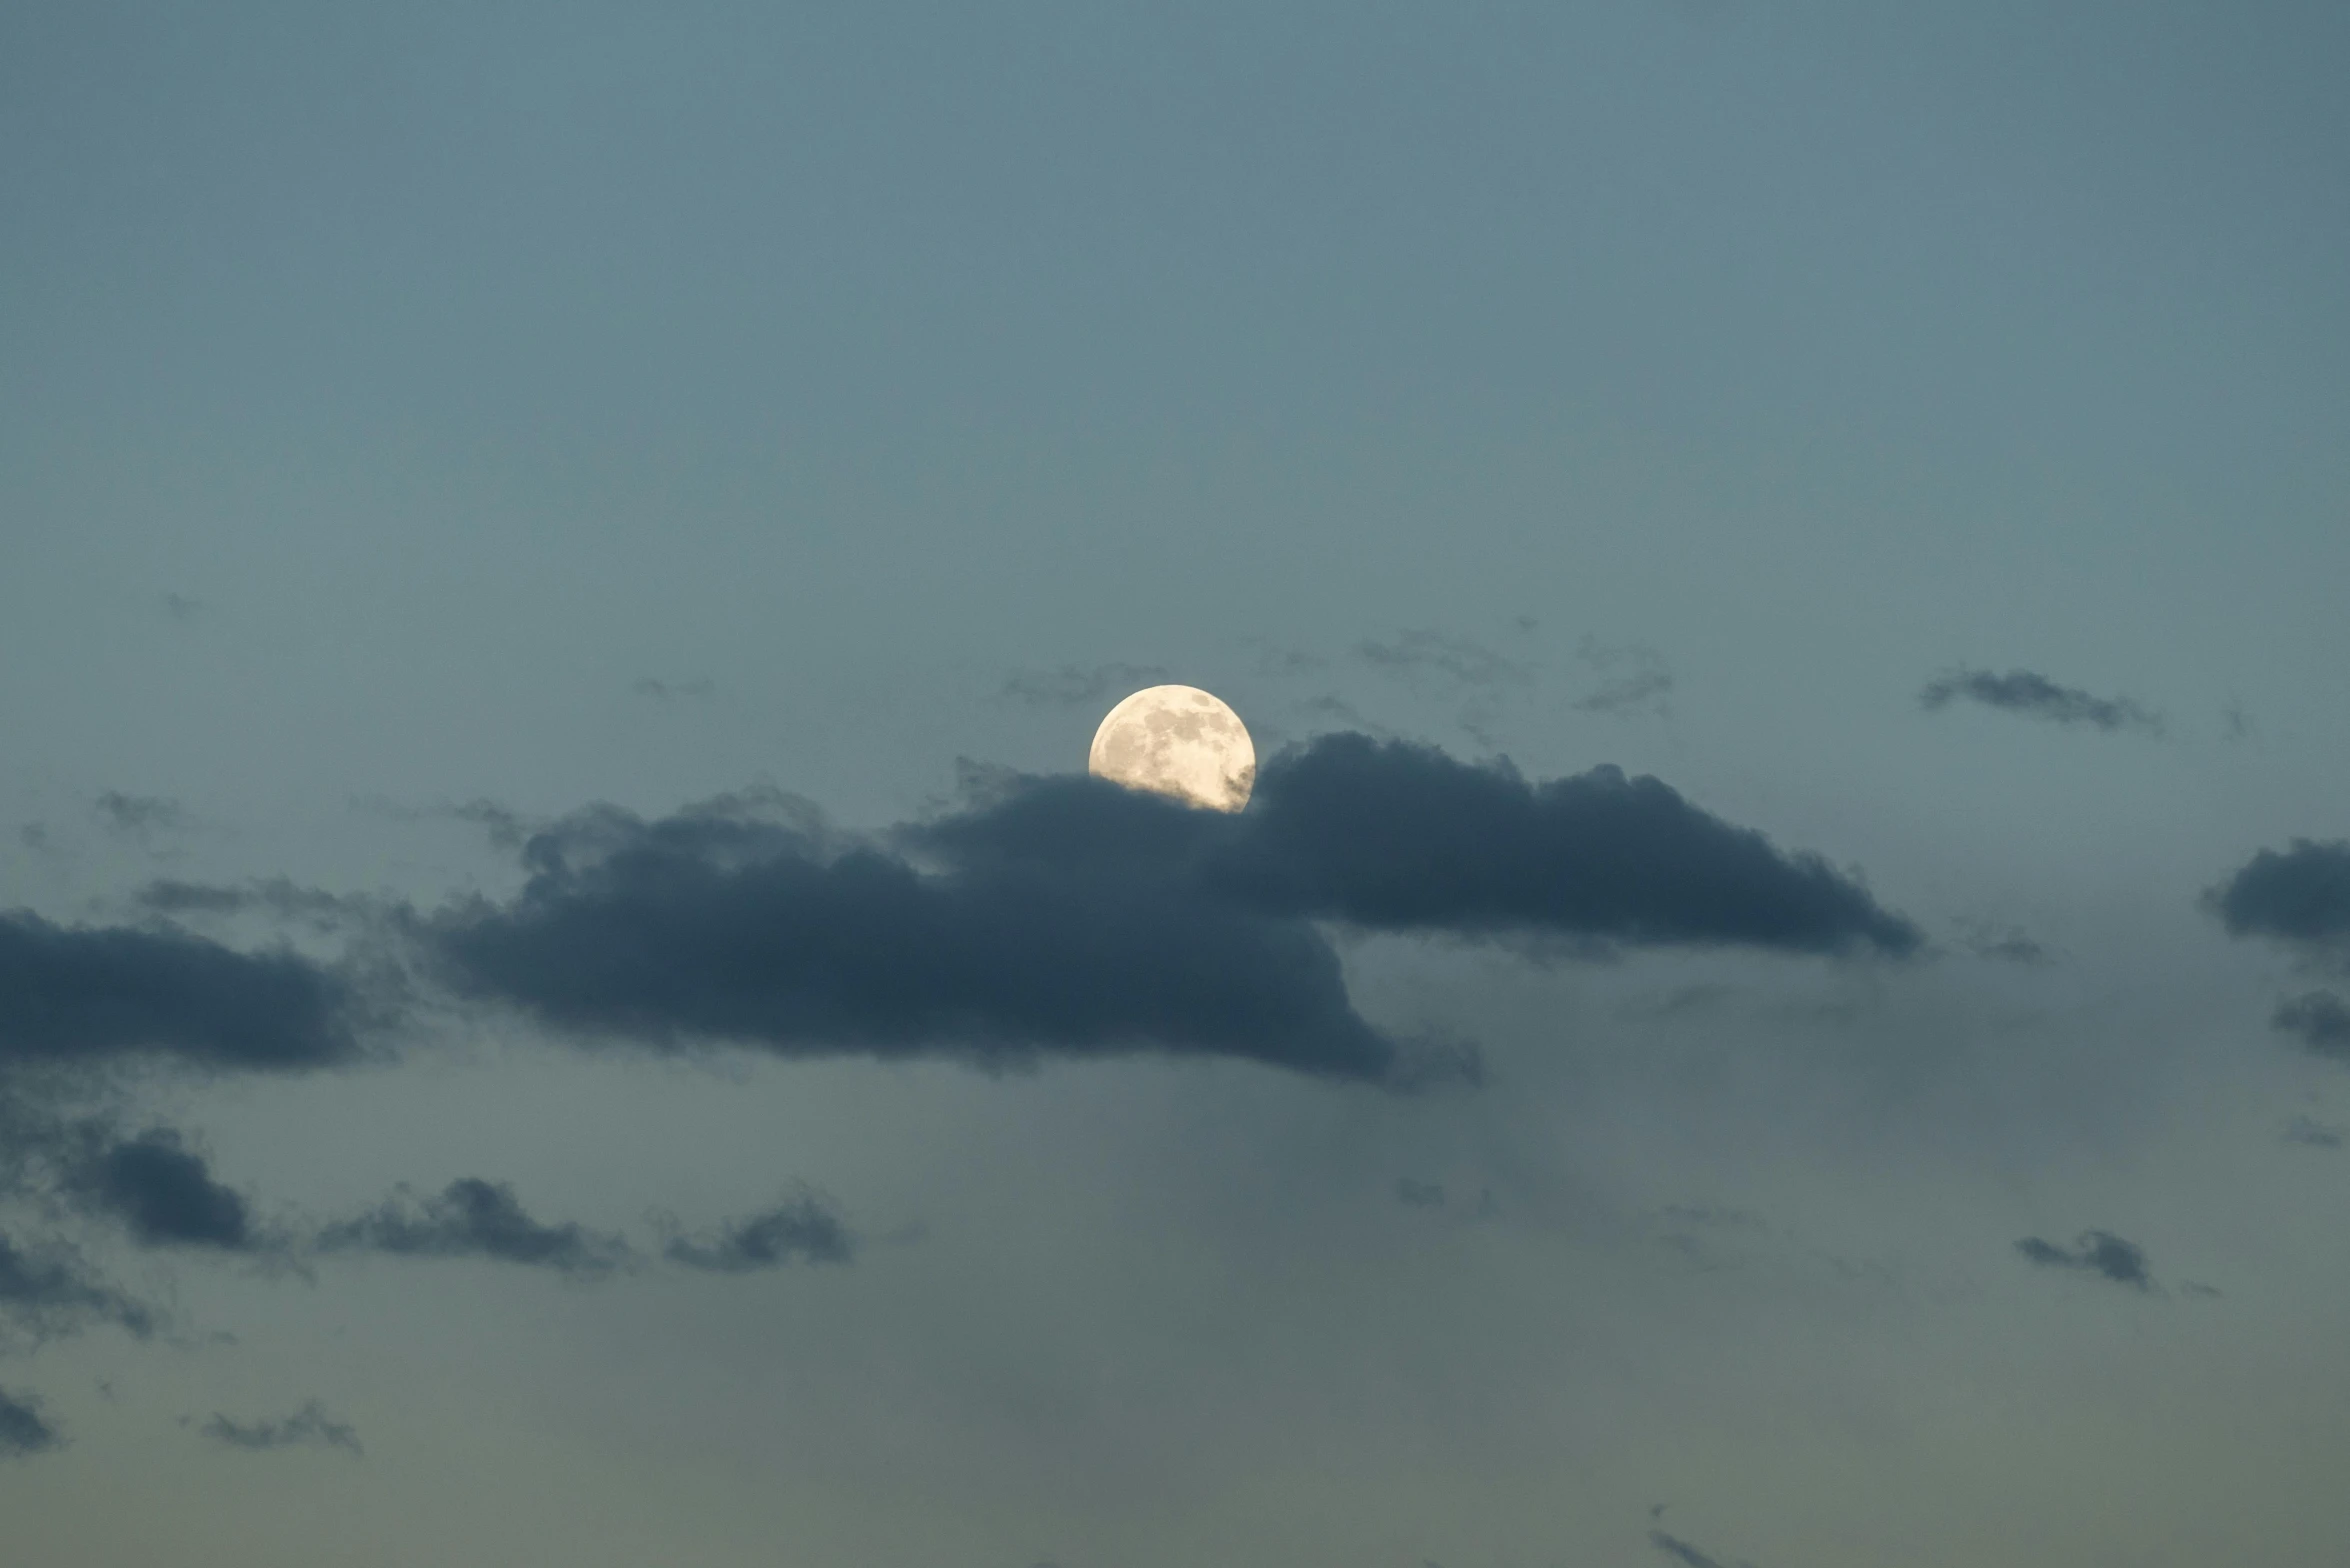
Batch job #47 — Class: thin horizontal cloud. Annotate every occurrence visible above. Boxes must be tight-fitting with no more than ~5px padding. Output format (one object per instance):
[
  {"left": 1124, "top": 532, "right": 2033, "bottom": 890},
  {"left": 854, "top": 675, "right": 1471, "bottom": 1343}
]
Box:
[
  {"left": 317, "top": 1179, "right": 633, "bottom": 1277},
  {"left": 202, "top": 1399, "right": 361, "bottom": 1457},
  {"left": 2014, "top": 1229, "right": 2155, "bottom": 1291},
  {"left": 1919, "top": 668, "right": 2160, "bottom": 734},
  {"left": 664, "top": 1190, "right": 855, "bottom": 1272}
]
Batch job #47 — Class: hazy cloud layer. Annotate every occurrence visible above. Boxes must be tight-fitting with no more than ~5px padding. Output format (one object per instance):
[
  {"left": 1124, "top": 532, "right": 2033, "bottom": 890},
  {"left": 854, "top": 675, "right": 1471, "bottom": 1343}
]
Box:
[
  {"left": 202, "top": 1399, "right": 362, "bottom": 1457},
  {"left": 2208, "top": 840, "right": 2350, "bottom": 946},
  {"left": 318, "top": 1179, "right": 632, "bottom": 1277},
  {"left": 664, "top": 1191, "right": 855, "bottom": 1273},
  {"left": 0, "top": 912, "right": 354, "bottom": 1071},
  {"left": 0, "top": 1387, "right": 60, "bottom": 1458},
  {"left": 2014, "top": 1230, "right": 2155, "bottom": 1291},
  {"left": 1919, "top": 668, "right": 2160, "bottom": 734}
]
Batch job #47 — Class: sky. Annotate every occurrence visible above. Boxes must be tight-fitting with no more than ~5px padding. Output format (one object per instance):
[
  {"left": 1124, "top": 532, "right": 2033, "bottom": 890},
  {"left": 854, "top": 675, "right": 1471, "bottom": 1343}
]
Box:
[{"left": 2, "top": 3, "right": 2348, "bottom": 1564}]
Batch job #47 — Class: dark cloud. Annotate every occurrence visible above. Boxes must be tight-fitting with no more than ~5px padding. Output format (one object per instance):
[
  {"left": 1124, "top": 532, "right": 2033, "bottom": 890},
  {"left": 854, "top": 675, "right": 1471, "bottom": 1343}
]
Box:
[
  {"left": 92, "top": 791, "right": 189, "bottom": 836},
  {"left": 997, "top": 662, "right": 1170, "bottom": 708},
  {"left": 202, "top": 1399, "right": 362, "bottom": 1456},
  {"left": 69, "top": 1128, "right": 255, "bottom": 1251},
  {"left": 1395, "top": 1178, "right": 1446, "bottom": 1208},
  {"left": 1211, "top": 735, "right": 1921, "bottom": 955},
  {"left": 1355, "top": 630, "right": 1530, "bottom": 690},
  {"left": 0, "top": 1233, "right": 155, "bottom": 1339},
  {"left": 424, "top": 736, "right": 1911, "bottom": 1084},
  {"left": 0, "top": 911, "right": 355, "bottom": 1071},
  {"left": 0, "top": 1387, "right": 60, "bottom": 1458},
  {"left": 2208, "top": 840, "right": 2350, "bottom": 947},
  {"left": 2014, "top": 1229, "right": 2155, "bottom": 1291},
  {"left": 2271, "top": 992, "right": 2350, "bottom": 1060},
  {"left": 317, "top": 1179, "right": 631, "bottom": 1277},
  {"left": 664, "top": 1190, "right": 854, "bottom": 1273},
  {"left": 433, "top": 781, "right": 1405, "bottom": 1082},
  {"left": 1918, "top": 668, "right": 2161, "bottom": 734}
]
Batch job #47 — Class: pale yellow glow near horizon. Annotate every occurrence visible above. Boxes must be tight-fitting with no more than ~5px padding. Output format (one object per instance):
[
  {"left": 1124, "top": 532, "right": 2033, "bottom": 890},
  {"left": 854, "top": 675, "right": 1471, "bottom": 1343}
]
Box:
[{"left": 1087, "top": 685, "right": 1255, "bottom": 812}]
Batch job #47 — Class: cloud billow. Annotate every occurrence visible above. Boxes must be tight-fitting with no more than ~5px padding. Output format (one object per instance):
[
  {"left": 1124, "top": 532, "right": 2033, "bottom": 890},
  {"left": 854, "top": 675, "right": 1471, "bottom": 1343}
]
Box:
[{"left": 1918, "top": 668, "right": 2160, "bottom": 733}]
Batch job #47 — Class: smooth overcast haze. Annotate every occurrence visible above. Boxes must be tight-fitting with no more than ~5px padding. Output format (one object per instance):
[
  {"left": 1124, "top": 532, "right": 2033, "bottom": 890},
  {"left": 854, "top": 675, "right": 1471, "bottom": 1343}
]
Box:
[{"left": 4, "top": 4, "right": 2348, "bottom": 1566}]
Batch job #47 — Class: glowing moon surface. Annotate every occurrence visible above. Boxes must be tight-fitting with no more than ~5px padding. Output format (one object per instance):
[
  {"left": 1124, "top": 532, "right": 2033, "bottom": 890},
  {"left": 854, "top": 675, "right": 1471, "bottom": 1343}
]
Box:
[{"left": 1088, "top": 685, "right": 1256, "bottom": 813}]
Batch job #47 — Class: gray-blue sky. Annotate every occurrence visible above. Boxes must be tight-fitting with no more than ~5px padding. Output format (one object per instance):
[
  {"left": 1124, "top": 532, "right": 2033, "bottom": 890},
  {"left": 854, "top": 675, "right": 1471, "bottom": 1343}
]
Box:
[{"left": 2, "top": 4, "right": 2347, "bottom": 1565}]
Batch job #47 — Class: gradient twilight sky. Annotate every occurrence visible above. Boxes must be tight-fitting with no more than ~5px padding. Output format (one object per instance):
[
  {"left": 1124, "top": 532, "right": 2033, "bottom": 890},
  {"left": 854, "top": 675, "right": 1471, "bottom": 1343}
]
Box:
[{"left": 4, "top": 5, "right": 2349, "bottom": 1565}]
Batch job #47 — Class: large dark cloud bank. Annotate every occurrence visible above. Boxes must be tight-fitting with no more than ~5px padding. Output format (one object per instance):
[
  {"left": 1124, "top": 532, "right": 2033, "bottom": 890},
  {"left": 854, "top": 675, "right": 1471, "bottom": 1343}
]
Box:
[{"left": 428, "top": 734, "right": 1922, "bottom": 1083}]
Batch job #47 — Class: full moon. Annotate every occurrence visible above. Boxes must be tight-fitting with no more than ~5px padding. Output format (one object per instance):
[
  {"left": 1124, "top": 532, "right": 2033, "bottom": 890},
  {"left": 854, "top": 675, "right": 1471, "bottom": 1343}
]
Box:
[{"left": 1088, "top": 685, "right": 1256, "bottom": 812}]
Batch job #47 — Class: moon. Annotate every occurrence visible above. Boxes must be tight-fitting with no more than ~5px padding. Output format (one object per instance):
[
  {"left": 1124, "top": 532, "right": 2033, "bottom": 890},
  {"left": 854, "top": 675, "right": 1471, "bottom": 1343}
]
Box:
[{"left": 1088, "top": 685, "right": 1256, "bottom": 812}]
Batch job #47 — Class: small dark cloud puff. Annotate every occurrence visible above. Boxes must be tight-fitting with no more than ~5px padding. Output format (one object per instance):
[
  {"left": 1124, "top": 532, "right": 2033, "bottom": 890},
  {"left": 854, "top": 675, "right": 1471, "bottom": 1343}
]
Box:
[
  {"left": 664, "top": 1191, "right": 854, "bottom": 1272},
  {"left": 0, "top": 1387, "right": 60, "bottom": 1458},
  {"left": 1394, "top": 1178, "right": 1447, "bottom": 1208},
  {"left": 68, "top": 1128, "right": 256, "bottom": 1252},
  {"left": 0, "top": 912, "right": 354, "bottom": 1072},
  {"left": 1919, "top": 668, "right": 2160, "bottom": 734},
  {"left": 2014, "top": 1229, "right": 2155, "bottom": 1291},
  {"left": 2272, "top": 992, "right": 2350, "bottom": 1060},
  {"left": 429, "top": 735, "right": 1914, "bottom": 1085},
  {"left": 2207, "top": 840, "right": 2350, "bottom": 947},
  {"left": 317, "top": 1179, "right": 632, "bottom": 1277},
  {"left": 202, "top": 1399, "right": 362, "bottom": 1457}
]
